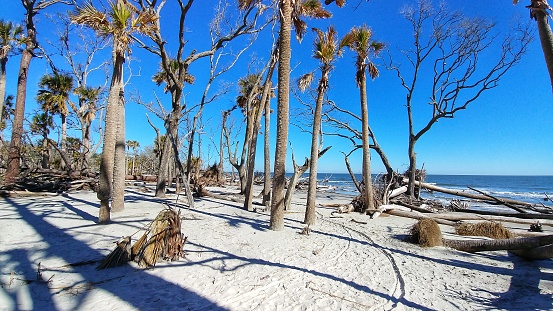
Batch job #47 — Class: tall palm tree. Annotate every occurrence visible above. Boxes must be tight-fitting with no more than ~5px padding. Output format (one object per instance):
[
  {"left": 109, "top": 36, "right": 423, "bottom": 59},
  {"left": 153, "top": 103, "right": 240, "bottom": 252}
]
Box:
[
  {"left": 301, "top": 26, "right": 342, "bottom": 225},
  {"left": 0, "top": 20, "right": 23, "bottom": 130},
  {"left": 341, "top": 25, "right": 384, "bottom": 212},
  {"left": 515, "top": 0, "right": 553, "bottom": 92},
  {"left": 71, "top": 0, "right": 157, "bottom": 223},
  {"left": 244, "top": 0, "right": 339, "bottom": 231},
  {"left": 231, "top": 73, "right": 264, "bottom": 194},
  {"left": 36, "top": 72, "right": 73, "bottom": 170},
  {"left": 4, "top": 0, "right": 71, "bottom": 185}
]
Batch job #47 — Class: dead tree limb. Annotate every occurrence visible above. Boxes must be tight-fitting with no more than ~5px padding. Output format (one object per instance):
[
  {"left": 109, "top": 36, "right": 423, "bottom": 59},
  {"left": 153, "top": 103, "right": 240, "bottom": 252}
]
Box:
[{"left": 468, "top": 187, "right": 528, "bottom": 214}]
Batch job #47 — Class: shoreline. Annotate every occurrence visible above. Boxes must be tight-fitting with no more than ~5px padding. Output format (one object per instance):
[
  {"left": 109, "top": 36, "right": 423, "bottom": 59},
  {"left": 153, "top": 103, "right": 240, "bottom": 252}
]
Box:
[{"left": 0, "top": 185, "right": 552, "bottom": 310}]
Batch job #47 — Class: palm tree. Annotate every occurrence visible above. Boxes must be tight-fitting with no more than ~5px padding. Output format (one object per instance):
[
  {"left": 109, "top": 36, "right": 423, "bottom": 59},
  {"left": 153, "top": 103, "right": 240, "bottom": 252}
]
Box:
[
  {"left": 341, "top": 25, "right": 384, "bottom": 212},
  {"left": 301, "top": 26, "right": 342, "bottom": 225},
  {"left": 71, "top": 0, "right": 157, "bottom": 222},
  {"left": 515, "top": 0, "right": 553, "bottom": 92},
  {"left": 36, "top": 72, "right": 73, "bottom": 170},
  {"left": 231, "top": 72, "right": 264, "bottom": 194},
  {"left": 30, "top": 112, "right": 54, "bottom": 169},
  {"left": 4, "top": 0, "right": 71, "bottom": 185},
  {"left": 0, "top": 20, "right": 23, "bottom": 130},
  {"left": 249, "top": 0, "right": 339, "bottom": 231}
]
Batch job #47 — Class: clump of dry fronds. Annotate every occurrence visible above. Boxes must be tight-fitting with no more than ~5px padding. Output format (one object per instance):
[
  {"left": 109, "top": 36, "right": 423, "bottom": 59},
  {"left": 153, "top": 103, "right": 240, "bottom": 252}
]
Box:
[
  {"left": 132, "top": 208, "right": 186, "bottom": 268},
  {"left": 409, "top": 218, "right": 443, "bottom": 247},
  {"left": 97, "top": 236, "right": 132, "bottom": 270},
  {"left": 455, "top": 221, "right": 514, "bottom": 239}
]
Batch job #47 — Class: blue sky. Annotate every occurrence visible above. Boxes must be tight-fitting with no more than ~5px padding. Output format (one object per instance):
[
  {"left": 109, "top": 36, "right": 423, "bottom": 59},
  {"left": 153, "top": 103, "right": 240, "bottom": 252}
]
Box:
[{"left": 1, "top": 0, "right": 552, "bottom": 176}]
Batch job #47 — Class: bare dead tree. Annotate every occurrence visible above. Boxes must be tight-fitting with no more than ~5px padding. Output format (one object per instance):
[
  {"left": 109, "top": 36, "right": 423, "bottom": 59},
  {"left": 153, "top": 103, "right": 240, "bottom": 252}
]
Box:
[
  {"left": 390, "top": 0, "right": 532, "bottom": 197},
  {"left": 322, "top": 100, "right": 395, "bottom": 178},
  {"left": 186, "top": 2, "right": 261, "bottom": 191},
  {"left": 135, "top": 0, "right": 269, "bottom": 207}
]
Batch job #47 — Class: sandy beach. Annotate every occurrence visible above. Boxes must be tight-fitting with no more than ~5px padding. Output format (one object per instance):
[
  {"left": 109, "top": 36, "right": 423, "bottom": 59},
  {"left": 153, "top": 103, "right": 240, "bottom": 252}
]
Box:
[{"left": 0, "top": 185, "right": 552, "bottom": 310}]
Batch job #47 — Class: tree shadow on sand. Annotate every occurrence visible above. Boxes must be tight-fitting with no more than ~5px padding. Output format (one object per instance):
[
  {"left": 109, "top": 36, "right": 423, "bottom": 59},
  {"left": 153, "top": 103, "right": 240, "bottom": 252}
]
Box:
[{"left": 0, "top": 197, "right": 227, "bottom": 310}]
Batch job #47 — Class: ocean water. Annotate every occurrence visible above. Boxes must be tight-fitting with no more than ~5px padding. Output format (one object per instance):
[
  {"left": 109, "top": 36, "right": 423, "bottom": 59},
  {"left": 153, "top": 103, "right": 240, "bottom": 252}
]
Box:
[{"left": 288, "top": 173, "right": 553, "bottom": 206}]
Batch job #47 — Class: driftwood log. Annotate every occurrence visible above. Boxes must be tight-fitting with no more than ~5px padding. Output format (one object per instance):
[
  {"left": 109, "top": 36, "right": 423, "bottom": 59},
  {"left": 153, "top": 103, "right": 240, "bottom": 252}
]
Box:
[
  {"left": 411, "top": 179, "right": 552, "bottom": 211},
  {"left": 409, "top": 219, "right": 553, "bottom": 260},
  {"left": 443, "top": 235, "right": 553, "bottom": 253}
]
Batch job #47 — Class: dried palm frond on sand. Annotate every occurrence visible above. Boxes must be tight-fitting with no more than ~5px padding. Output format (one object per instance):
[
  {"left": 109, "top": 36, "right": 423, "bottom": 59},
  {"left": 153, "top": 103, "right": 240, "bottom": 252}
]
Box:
[
  {"left": 97, "top": 236, "right": 132, "bottom": 270},
  {"left": 97, "top": 207, "right": 186, "bottom": 270},
  {"left": 132, "top": 208, "right": 186, "bottom": 268}
]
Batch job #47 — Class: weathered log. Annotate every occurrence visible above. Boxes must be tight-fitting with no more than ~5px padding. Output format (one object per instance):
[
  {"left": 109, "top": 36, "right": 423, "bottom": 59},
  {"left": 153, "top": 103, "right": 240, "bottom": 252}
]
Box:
[
  {"left": 388, "top": 186, "right": 407, "bottom": 200},
  {"left": 411, "top": 179, "right": 547, "bottom": 208},
  {"left": 443, "top": 235, "right": 553, "bottom": 253},
  {"left": 430, "top": 212, "right": 553, "bottom": 227},
  {"left": 510, "top": 243, "right": 553, "bottom": 260},
  {"left": 381, "top": 206, "right": 459, "bottom": 226},
  {"left": 198, "top": 188, "right": 264, "bottom": 207},
  {"left": 468, "top": 187, "right": 528, "bottom": 213},
  {"left": 451, "top": 207, "right": 553, "bottom": 220},
  {"left": 389, "top": 199, "right": 435, "bottom": 214}
]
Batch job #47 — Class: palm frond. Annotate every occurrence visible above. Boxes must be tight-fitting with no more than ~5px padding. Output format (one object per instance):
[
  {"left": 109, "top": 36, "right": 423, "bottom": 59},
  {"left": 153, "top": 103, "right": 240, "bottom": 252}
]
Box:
[
  {"left": 324, "top": 0, "right": 346, "bottom": 7},
  {"left": 293, "top": 16, "right": 308, "bottom": 42},
  {"left": 367, "top": 62, "right": 379, "bottom": 80},
  {"left": 70, "top": 2, "right": 111, "bottom": 36},
  {"left": 109, "top": 0, "right": 132, "bottom": 30},
  {"left": 298, "top": 72, "right": 315, "bottom": 92},
  {"left": 300, "top": 0, "right": 332, "bottom": 19}
]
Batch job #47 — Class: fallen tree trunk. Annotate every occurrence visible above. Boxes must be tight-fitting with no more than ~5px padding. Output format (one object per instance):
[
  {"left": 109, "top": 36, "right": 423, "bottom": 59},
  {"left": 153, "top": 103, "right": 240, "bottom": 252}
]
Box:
[
  {"left": 431, "top": 212, "right": 553, "bottom": 227},
  {"left": 451, "top": 208, "right": 553, "bottom": 220},
  {"left": 468, "top": 187, "right": 528, "bottom": 214},
  {"left": 510, "top": 243, "right": 553, "bottom": 260},
  {"left": 410, "top": 179, "right": 545, "bottom": 208},
  {"left": 379, "top": 205, "right": 459, "bottom": 226},
  {"left": 197, "top": 187, "right": 264, "bottom": 207},
  {"left": 443, "top": 235, "right": 553, "bottom": 253}
]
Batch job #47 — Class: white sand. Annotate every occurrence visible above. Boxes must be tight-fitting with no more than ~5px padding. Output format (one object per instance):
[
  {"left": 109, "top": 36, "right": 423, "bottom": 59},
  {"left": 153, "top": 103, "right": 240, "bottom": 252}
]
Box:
[{"left": 0, "top": 185, "right": 552, "bottom": 311}]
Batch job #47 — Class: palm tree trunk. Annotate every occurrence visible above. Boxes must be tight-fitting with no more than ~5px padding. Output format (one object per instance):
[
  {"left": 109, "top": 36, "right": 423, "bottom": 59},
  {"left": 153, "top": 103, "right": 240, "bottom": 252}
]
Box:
[
  {"left": 60, "top": 113, "right": 70, "bottom": 172},
  {"left": 82, "top": 121, "right": 92, "bottom": 174},
  {"left": 245, "top": 60, "right": 276, "bottom": 211},
  {"left": 305, "top": 74, "right": 328, "bottom": 225},
  {"left": 243, "top": 112, "right": 261, "bottom": 211},
  {"left": 156, "top": 117, "right": 174, "bottom": 197},
  {"left": 262, "top": 93, "right": 272, "bottom": 207},
  {"left": 41, "top": 135, "right": 49, "bottom": 169},
  {"left": 0, "top": 59, "right": 7, "bottom": 127},
  {"left": 360, "top": 72, "right": 375, "bottom": 211},
  {"left": 111, "top": 92, "right": 126, "bottom": 212},
  {"left": 535, "top": 8, "right": 553, "bottom": 92},
  {"left": 270, "top": 0, "right": 292, "bottom": 231},
  {"left": 97, "top": 52, "right": 124, "bottom": 223},
  {"left": 4, "top": 48, "right": 32, "bottom": 185}
]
